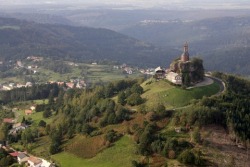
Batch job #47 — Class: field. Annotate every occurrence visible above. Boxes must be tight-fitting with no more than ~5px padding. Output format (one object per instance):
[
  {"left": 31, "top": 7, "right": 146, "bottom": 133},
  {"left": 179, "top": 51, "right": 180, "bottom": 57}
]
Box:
[
  {"left": 14, "top": 100, "right": 52, "bottom": 125},
  {"left": 52, "top": 135, "right": 140, "bottom": 167},
  {"left": 0, "top": 62, "right": 143, "bottom": 85},
  {"left": 142, "top": 79, "right": 220, "bottom": 108}
]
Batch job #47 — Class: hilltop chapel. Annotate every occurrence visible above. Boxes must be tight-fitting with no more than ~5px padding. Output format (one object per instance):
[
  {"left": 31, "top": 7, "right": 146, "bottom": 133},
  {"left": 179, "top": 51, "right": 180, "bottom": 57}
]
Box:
[{"left": 165, "top": 42, "right": 204, "bottom": 86}]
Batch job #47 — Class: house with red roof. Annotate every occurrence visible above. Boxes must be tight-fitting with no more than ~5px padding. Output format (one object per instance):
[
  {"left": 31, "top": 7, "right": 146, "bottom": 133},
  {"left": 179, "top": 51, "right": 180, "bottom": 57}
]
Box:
[
  {"left": 25, "top": 109, "right": 33, "bottom": 115},
  {"left": 3, "top": 118, "right": 14, "bottom": 124},
  {"left": 28, "top": 156, "right": 42, "bottom": 167}
]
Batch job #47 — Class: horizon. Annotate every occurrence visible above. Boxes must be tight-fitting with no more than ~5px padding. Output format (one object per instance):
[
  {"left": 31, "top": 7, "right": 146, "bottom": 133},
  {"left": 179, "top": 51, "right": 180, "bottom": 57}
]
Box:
[{"left": 1, "top": 0, "right": 250, "bottom": 10}]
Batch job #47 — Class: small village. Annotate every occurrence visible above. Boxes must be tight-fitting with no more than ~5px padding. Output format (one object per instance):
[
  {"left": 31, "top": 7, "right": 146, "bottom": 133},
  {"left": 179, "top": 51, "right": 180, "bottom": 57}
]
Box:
[{"left": 1, "top": 104, "right": 55, "bottom": 167}]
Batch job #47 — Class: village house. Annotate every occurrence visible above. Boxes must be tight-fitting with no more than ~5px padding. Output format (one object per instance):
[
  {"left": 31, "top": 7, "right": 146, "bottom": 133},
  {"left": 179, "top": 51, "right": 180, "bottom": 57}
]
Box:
[
  {"left": 66, "top": 82, "right": 75, "bottom": 89},
  {"left": 16, "top": 61, "right": 23, "bottom": 67},
  {"left": 17, "top": 152, "right": 29, "bottom": 164},
  {"left": 13, "top": 123, "right": 27, "bottom": 129},
  {"left": 166, "top": 72, "right": 182, "bottom": 85},
  {"left": 30, "top": 105, "right": 36, "bottom": 111},
  {"left": 9, "top": 151, "right": 19, "bottom": 157},
  {"left": 16, "top": 83, "right": 26, "bottom": 88},
  {"left": 27, "top": 56, "right": 43, "bottom": 62},
  {"left": 9, "top": 123, "right": 28, "bottom": 135},
  {"left": 124, "top": 67, "right": 133, "bottom": 74},
  {"left": 154, "top": 66, "right": 166, "bottom": 79},
  {"left": 9, "top": 83, "right": 16, "bottom": 88},
  {"left": 26, "top": 82, "right": 33, "bottom": 87},
  {"left": 3, "top": 118, "right": 15, "bottom": 124},
  {"left": 28, "top": 156, "right": 43, "bottom": 167},
  {"left": 27, "top": 156, "right": 54, "bottom": 167},
  {"left": 25, "top": 109, "right": 33, "bottom": 115},
  {"left": 3, "top": 85, "right": 12, "bottom": 90}
]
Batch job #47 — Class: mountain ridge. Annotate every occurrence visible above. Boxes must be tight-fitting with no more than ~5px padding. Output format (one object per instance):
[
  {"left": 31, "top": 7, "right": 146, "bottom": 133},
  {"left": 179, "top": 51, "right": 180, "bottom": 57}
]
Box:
[{"left": 0, "top": 16, "right": 177, "bottom": 67}]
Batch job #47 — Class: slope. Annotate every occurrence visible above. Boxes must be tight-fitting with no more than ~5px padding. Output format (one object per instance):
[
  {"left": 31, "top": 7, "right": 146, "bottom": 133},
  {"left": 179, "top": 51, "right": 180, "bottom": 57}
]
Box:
[{"left": 141, "top": 79, "right": 220, "bottom": 108}]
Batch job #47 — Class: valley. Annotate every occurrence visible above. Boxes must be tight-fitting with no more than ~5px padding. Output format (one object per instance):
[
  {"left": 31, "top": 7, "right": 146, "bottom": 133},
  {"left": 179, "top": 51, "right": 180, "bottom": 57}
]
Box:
[{"left": 0, "top": 2, "right": 249, "bottom": 167}]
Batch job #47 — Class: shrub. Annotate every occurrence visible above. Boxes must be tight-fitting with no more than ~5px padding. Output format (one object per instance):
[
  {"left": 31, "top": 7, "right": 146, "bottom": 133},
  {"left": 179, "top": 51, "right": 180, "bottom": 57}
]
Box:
[
  {"left": 127, "top": 93, "right": 143, "bottom": 106},
  {"left": 168, "top": 150, "right": 176, "bottom": 159},
  {"left": 38, "top": 120, "right": 46, "bottom": 127},
  {"left": 178, "top": 149, "right": 195, "bottom": 164}
]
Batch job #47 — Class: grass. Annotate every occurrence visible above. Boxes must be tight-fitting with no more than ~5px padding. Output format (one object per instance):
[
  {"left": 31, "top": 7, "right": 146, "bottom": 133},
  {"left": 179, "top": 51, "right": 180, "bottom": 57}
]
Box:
[
  {"left": 142, "top": 79, "right": 220, "bottom": 108},
  {"left": 66, "top": 135, "right": 106, "bottom": 158},
  {"left": 31, "top": 136, "right": 51, "bottom": 159},
  {"left": 52, "top": 135, "right": 140, "bottom": 167},
  {"left": 16, "top": 109, "right": 53, "bottom": 125}
]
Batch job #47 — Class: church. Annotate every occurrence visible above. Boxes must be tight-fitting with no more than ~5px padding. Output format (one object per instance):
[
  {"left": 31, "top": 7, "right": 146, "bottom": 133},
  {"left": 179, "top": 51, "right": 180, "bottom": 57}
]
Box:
[{"left": 166, "top": 43, "right": 204, "bottom": 86}]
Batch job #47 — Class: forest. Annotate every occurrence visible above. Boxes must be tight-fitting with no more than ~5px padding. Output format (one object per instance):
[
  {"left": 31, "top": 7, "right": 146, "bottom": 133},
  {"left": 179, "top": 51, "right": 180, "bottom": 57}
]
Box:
[{"left": 0, "top": 73, "right": 249, "bottom": 166}]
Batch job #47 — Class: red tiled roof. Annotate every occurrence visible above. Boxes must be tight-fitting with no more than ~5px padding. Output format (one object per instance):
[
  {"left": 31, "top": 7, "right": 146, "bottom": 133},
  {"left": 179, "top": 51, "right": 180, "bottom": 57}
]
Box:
[
  {"left": 28, "top": 156, "right": 42, "bottom": 165},
  {"left": 25, "top": 110, "right": 32, "bottom": 114},
  {"left": 3, "top": 118, "right": 14, "bottom": 123},
  {"left": 9, "top": 152, "right": 19, "bottom": 157}
]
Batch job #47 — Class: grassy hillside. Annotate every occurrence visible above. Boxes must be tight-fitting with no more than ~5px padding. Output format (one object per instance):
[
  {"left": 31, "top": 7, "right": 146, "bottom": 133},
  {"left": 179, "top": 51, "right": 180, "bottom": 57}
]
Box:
[
  {"left": 52, "top": 135, "right": 140, "bottom": 167},
  {"left": 142, "top": 79, "right": 220, "bottom": 108},
  {"left": 1, "top": 77, "right": 229, "bottom": 167}
]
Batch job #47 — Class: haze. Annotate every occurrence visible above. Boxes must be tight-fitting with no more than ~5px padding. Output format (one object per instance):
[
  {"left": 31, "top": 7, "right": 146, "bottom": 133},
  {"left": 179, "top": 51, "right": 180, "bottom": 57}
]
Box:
[{"left": 1, "top": 0, "right": 250, "bottom": 9}]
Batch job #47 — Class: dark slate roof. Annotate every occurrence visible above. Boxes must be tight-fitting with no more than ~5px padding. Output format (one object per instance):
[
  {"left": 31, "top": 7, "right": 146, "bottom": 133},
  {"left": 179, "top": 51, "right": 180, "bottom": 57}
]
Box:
[{"left": 17, "top": 152, "right": 29, "bottom": 159}]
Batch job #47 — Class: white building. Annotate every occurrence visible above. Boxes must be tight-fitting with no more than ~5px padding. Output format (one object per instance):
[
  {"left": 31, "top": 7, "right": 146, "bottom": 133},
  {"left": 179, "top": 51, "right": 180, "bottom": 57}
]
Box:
[{"left": 166, "top": 72, "right": 182, "bottom": 85}]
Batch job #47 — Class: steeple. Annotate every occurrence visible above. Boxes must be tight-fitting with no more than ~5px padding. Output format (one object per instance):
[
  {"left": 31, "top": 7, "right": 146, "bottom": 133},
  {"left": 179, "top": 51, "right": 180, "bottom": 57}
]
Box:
[
  {"left": 181, "top": 42, "right": 189, "bottom": 62},
  {"left": 184, "top": 42, "right": 188, "bottom": 52}
]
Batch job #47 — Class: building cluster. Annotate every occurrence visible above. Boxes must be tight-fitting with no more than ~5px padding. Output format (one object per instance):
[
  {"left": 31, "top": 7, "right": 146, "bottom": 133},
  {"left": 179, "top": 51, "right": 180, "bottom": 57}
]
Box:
[
  {"left": 16, "top": 60, "right": 39, "bottom": 74},
  {"left": 113, "top": 63, "right": 135, "bottom": 75},
  {"left": 1, "top": 105, "right": 54, "bottom": 167},
  {"left": 7, "top": 151, "right": 54, "bottom": 167},
  {"left": 0, "top": 82, "right": 33, "bottom": 91},
  {"left": 26, "top": 56, "right": 43, "bottom": 62},
  {"left": 49, "top": 79, "right": 87, "bottom": 89},
  {"left": 141, "top": 43, "right": 204, "bottom": 86}
]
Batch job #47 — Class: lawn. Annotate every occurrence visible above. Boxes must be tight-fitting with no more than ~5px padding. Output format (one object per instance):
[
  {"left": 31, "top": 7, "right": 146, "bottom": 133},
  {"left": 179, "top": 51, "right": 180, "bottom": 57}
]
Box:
[
  {"left": 52, "top": 135, "right": 140, "bottom": 167},
  {"left": 142, "top": 80, "right": 220, "bottom": 108},
  {"left": 16, "top": 109, "right": 53, "bottom": 125}
]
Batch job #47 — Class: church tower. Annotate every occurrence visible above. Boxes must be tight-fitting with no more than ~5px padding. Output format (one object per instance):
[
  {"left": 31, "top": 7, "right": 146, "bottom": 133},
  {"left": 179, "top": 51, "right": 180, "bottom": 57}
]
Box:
[{"left": 181, "top": 42, "right": 189, "bottom": 62}]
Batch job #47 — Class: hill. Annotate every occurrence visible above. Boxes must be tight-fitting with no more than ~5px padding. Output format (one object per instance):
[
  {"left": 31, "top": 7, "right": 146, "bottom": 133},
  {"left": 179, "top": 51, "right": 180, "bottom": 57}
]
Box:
[
  {"left": 1, "top": 74, "right": 250, "bottom": 166},
  {"left": 0, "top": 17, "right": 178, "bottom": 67},
  {"left": 141, "top": 79, "right": 220, "bottom": 108}
]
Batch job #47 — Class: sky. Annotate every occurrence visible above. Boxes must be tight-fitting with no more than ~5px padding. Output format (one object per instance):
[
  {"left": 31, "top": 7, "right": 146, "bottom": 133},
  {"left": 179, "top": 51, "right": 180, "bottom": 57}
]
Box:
[{"left": 0, "top": 0, "right": 250, "bottom": 9}]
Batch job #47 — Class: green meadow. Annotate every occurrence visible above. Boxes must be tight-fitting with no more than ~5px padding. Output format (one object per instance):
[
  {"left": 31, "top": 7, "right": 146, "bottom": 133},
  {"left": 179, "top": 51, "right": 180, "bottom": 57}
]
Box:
[
  {"left": 52, "top": 135, "right": 140, "bottom": 167},
  {"left": 142, "top": 79, "right": 220, "bottom": 108}
]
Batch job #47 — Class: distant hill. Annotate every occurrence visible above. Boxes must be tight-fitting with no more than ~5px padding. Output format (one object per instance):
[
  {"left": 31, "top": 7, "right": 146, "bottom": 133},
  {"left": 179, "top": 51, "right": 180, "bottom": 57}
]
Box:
[
  {"left": 0, "top": 17, "right": 177, "bottom": 67},
  {"left": 121, "top": 16, "right": 250, "bottom": 75}
]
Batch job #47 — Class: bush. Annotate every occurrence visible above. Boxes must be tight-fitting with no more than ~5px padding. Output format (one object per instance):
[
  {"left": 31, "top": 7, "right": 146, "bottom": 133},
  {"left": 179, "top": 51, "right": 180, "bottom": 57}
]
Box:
[
  {"left": 43, "top": 109, "right": 52, "bottom": 118},
  {"left": 192, "top": 128, "right": 201, "bottom": 144},
  {"left": 178, "top": 149, "right": 204, "bottom": 165},
  {"left": 127, "top": 93, "right": 143, "bottom": 106},
  {"left": 168, "top": 150, "right": 176, "bottom": 159},
  {"left": 38, "top": 120, "right": 46, "bottom": 127},
  {"left": 178, "top": 149, "right": 195, "bottom": 164}
]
